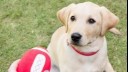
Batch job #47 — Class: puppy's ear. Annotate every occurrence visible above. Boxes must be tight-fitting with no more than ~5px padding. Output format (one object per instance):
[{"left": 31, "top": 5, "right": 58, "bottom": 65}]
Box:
[
  {"left": 100, "top": 6, "right": 119, "bottom": 36},
  {"left": 57, "top": 3, "right": 75, "bottom": 25}
]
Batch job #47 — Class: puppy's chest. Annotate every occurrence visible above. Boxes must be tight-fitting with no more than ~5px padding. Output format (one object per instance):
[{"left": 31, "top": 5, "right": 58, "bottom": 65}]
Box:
[
  {"left": 61, "top": 54, "right": 105, "bottom": 72},
  {"left": 62, "top": 62, "right": 102, "bottom": 72}
]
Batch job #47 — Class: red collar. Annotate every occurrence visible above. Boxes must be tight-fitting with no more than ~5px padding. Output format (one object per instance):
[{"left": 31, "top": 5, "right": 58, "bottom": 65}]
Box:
[{"left": 70, "top": 45, "right": 99, "bottom": 56}]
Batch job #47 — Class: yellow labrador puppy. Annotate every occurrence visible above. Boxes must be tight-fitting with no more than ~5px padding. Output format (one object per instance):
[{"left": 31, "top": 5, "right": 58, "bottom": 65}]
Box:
[
  {"left": 48, "top": 2, "right": 119, "bottom": 72},
  {"left": 8, "top": 2, "right": 120, "bottom": 72}
]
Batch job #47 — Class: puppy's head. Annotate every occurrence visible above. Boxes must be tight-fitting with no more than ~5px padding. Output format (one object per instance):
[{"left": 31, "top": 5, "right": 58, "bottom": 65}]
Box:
[{"left": 57, "top": 2, "right": 119, "bottom": 47}]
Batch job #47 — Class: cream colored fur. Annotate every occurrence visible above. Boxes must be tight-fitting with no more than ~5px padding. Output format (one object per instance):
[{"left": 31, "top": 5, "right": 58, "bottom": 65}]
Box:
[{"left": 48, "top": 2, "right": 119, "bottom": 72}]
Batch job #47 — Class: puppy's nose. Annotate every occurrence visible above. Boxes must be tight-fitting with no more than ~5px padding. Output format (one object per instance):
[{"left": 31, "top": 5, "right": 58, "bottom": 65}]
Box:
[{"left": 71, "top": 33, "right": 82, "bottom": 43}]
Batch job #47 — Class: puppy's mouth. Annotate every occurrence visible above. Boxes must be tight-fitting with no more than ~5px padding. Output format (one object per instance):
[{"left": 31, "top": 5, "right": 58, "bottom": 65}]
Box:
[{"left": 70, "top": 40, "right": 92, "bottom": 47}]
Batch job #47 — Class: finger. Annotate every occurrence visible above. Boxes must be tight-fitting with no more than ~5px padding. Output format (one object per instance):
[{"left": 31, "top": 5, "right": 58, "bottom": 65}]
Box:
[{"left": 8, "top": 59, "right": 21, "bottom": 72}]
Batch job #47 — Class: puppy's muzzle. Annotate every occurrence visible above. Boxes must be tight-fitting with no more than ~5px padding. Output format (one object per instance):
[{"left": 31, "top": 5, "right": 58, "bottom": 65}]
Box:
[{"left": 71, "top": 33, "right": 82, "bottom": 45}]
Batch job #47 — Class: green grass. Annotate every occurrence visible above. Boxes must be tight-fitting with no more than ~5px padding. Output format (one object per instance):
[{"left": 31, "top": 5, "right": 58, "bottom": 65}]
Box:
[{"left": 0, "top": 0, "right": 126, "bottom": 72}]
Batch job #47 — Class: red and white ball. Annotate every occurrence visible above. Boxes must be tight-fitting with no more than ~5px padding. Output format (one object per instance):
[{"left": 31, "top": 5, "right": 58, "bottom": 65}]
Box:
[{"left": 17, "top": 46, "right": 51, "bottom": 72}]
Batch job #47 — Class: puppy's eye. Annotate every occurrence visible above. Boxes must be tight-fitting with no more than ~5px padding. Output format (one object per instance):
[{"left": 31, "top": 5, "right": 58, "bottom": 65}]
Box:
[
  {"left": 88, "top": 18, "right": 96, "bottom": 24},
  {"left": 70, "top": 16, "right": 76, "bottom": 21}
]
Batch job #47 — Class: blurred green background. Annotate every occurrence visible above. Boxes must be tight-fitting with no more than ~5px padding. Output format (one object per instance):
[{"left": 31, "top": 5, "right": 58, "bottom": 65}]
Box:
[{"left": 0, "top": 0, "right": 127, "bottom": 72}]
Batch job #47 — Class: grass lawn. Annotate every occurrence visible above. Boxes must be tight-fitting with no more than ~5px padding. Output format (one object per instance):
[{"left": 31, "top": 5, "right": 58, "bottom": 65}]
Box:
[{"left": 0, "top": 0, "right": 127, "bottom": 72}]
